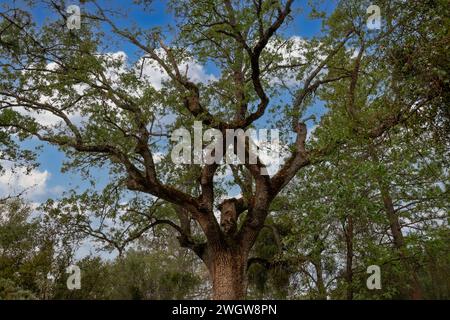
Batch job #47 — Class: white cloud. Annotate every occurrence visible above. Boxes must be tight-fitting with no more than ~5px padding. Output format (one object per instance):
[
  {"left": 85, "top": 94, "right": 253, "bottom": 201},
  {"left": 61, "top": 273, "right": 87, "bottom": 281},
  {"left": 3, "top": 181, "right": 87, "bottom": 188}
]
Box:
[
  {"left": 136, "top": 49, "right": 217, "bottom": 90},
  {"left": 266, "top": 36, "right": 307, "bottom": 87},
  {"left": 0, "top": 164, "right": 50, "bottom": 199},
  {"left": 266, "top": 36, "right": 330, "bottom": 89}
]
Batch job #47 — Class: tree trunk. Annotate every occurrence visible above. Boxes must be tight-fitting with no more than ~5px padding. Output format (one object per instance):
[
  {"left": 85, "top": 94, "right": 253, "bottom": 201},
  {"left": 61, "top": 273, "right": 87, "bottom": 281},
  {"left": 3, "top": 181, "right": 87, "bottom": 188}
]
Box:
[
  {"left": 369, "top": 145, "right": 423, "bottom": 299},
  {"left": 379, "top": 182, "right": 423, "bottom": 299},
  {"left": 207, "top": 246, "right": 248, "bottom": 300},
  {"left": 344, "top": 215, "right": 354, "bottom": 300},
  {"left": 314, "top": 260, "right": 327, "bottom": 300}
]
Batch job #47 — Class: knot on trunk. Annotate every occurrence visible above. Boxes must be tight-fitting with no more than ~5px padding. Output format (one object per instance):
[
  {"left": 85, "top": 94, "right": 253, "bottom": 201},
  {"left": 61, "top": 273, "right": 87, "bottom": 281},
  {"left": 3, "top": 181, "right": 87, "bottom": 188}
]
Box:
[{"left": 218, "top": 199, "right": 239, "bottom": 235}]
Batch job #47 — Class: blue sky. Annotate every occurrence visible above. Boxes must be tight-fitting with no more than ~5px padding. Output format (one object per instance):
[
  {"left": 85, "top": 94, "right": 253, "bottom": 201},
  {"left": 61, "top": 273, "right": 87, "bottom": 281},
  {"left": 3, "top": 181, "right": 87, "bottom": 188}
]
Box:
[{"left": 1, "top": 0, "right": 336, "bottom": 205}]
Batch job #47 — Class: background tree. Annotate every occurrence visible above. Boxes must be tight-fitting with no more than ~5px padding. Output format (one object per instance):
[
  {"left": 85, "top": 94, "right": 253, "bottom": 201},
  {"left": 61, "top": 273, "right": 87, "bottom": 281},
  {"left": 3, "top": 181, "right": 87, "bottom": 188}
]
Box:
[{"left": 0, "top": 198, "right": 76, "bottom": 299}]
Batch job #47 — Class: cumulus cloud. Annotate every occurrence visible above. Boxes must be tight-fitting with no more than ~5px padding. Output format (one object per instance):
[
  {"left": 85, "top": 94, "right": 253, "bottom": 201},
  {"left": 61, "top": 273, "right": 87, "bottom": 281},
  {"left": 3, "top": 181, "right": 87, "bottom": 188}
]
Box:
[
  {"left": 266, "top": 36, "right": 307, "bottom": 87},
  {"left": 266, "top": 36, "right": 330, "bottom": 89},
  {"left": 0, "top": 164, "right": 50, "bottom": 199},
  {"left": 136, "top": 49, "right": 217, "bottom": 90}
]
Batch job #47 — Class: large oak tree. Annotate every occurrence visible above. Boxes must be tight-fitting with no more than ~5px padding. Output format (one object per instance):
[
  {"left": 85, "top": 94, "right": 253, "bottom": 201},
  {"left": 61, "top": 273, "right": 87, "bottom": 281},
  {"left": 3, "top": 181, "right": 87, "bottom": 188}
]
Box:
[{"left": 1, "top": 0, "right": 444, "bottom": 299}]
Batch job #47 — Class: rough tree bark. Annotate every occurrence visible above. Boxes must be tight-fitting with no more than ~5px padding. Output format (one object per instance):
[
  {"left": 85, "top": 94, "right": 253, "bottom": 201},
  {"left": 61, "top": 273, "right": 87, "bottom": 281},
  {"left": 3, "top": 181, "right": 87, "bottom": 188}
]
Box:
[{"left": 207, "top": 245, "right": 248, "bottom": 300}]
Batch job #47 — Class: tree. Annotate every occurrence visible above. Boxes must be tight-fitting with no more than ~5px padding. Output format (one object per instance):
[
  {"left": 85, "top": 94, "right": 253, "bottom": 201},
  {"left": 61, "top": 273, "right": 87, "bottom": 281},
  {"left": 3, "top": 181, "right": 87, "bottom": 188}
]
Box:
[
  {"left": 0, "top": 198, "right": 77, "bottom": 299},
  {"left": 261, "top": 0, "right": 450, "bottom": 300},
  {"left": 0, "top": 0, "right": 445, "bottom": 299},
  {"left": 53, "top": 246, "right": 204, "bottom": 300}
]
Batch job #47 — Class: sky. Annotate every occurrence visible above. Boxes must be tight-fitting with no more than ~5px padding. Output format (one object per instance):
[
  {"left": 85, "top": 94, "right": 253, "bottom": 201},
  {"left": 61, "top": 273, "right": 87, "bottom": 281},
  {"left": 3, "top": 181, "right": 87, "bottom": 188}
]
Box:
[
  {"left": 1, "top": 0, "right": 336, "bottom": 202},
  {"left": 0, "top": 0, "right": 337, "bottom": 257}
]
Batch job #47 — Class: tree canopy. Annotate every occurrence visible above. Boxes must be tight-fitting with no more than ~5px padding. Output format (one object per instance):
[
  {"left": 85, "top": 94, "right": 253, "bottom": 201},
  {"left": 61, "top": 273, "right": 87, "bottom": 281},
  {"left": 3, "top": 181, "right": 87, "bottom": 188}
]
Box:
[{"left": 0, "top": 0, "right": 448, "bottom": 300}]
